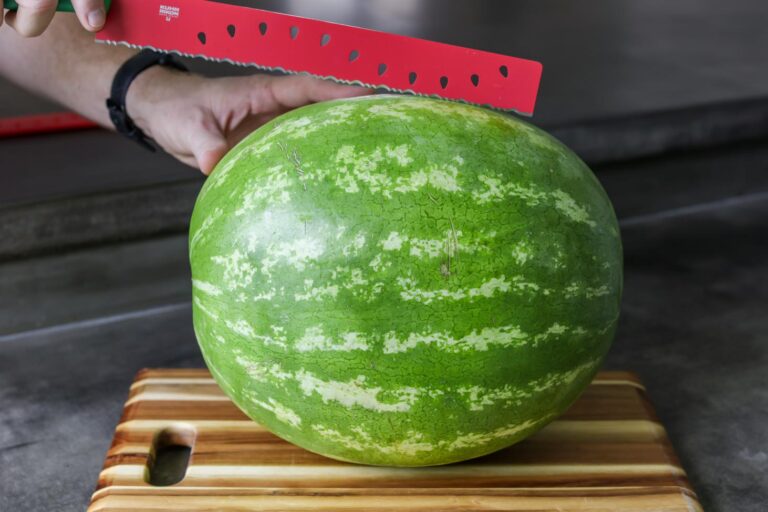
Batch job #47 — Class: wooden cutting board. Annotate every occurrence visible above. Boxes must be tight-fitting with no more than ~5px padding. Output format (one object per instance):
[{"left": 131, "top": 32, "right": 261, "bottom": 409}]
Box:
[{"left": 88, "top": 369, "right": 702, "bottom": 511}]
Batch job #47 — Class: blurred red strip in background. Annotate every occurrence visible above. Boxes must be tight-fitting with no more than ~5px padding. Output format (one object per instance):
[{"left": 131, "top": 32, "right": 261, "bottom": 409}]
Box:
[{"left": 0, "top": 112, "right": 99, "bottom": 139}]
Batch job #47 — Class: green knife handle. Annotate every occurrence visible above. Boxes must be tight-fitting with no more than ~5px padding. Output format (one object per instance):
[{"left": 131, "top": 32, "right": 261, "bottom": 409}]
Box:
[{"left": 3, "top": 0, "right": 112, "bottom": 12}]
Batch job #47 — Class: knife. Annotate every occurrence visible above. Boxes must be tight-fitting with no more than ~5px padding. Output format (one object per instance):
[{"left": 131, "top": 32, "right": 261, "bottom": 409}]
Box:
[{"left": 4, "top": 0, "right": 542, "bottom": 115}]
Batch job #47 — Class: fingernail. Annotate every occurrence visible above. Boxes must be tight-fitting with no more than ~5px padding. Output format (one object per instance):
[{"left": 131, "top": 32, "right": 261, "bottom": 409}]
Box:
[{"left": 87, "top": 8, "right": 106, "bottom": 29}]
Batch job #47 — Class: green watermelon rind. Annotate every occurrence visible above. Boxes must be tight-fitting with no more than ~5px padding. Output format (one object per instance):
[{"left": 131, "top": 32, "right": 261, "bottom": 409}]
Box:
[{"left": 189, "top": 95, "right": 622, "bottom": 467}]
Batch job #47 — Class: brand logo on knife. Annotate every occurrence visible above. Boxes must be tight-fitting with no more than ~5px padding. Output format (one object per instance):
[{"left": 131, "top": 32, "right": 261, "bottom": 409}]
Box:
[{"left": 158, "top": 5, "right": 180, "bottom": 22}]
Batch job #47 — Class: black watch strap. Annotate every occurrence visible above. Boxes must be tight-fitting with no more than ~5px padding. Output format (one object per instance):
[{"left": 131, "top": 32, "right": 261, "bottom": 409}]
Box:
[{"left": 106, "top": 50, "right": 187, "bottom": 152}]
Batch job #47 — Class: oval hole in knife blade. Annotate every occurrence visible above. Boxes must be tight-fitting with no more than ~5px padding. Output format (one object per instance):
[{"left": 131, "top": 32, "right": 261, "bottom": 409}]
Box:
[
  {"left": 409, "top": 72, "right": 418, "bottom": 85},
  {"left": 440, "top": 76, "right": 449, "bottom": 89},
  {"left": 349, "top": 50, "right": 360, "bottom": 62},
  {"left": 146, "top": 425, "right": 197, "bottom": 487},
  {"left": 197, "top": 32, "right": 206, "bottom": 45},
  {"left": 227, "top": 25, "right": 236, "bottom": 38},
  {"left": 471, "top": 74, "right": 480, "bottom": 87},
  {"left": 499, "top": 65, "right": 509, "bottom": 78},
  {"left": 378, "top": 63, "right": 388, "bottom": 76},
  {"left": 259, "top": 22, "right": 268, "bottom": 36},
  {"left": 290, "top": 26, "right": 300, "bottom": 40},
  {"left": 321, "top": 34, "right": 331, "bottom": 47}
]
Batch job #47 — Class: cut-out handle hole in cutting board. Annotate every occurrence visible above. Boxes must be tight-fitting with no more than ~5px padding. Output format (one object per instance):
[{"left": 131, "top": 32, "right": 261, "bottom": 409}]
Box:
[{"left": 145, "top": 425, "right": 196, "bottom": 487}]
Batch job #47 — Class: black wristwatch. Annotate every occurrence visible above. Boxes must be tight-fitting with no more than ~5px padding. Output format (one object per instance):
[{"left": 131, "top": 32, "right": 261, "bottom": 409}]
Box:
[{"left": 106, "top": 50, "right": 188, "bottom": 152}]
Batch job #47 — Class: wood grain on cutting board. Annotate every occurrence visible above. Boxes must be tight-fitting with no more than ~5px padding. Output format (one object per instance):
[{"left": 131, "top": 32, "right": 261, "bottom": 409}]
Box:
[{"left": 88, "top": 369, "right": 702, "bottom": 511}]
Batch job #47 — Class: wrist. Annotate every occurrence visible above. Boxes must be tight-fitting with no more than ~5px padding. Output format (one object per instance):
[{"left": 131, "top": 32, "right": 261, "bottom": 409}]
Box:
[
  {"left": 107, "top": 50, "right": 191, "bottom": 150},
  {"left": 125, "top": 65, "right": 187, "bottom": 138}
]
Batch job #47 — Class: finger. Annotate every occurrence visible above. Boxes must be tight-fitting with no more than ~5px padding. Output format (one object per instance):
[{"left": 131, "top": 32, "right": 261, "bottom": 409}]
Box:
[
  {"left": 268, "top": 74, "right": 371, "bottom": 109},
  {"left": 71, "top": 0, "right": 106, "bottom": 31},
  {"left": 4, "top": 0, "right": 58, "bottom": 37},
  {"left": 188, "top": 115, "right": 230, "bottom": 176}
]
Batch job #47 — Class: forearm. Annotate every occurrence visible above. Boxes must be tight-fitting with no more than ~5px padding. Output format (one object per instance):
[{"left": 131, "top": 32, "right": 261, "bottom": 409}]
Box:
[
  {"left": 0, "top": 14, "right": 367, "bottom": 174},
  {"left": 0, "top": 14, "right": 135, "bottom": 127}
]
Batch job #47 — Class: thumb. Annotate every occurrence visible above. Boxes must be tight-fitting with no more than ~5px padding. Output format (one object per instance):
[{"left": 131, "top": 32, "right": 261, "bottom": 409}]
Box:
[{"left": 190, "top": 122, "right": 230, "bottom": 176}]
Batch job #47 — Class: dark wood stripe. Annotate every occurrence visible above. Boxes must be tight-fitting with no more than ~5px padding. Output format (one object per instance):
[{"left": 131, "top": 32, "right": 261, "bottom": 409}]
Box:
[
  {"left": 104, "top": 440, "right": 677, "bottom": 466},
  {"left": 134, "top": 368, "right": 211, "bottom": 380}
]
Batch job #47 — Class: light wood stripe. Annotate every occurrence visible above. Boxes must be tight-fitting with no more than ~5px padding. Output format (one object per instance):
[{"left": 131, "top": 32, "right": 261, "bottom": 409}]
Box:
[
  {"left": 130, "top": 377, "right": 218, "bottom": 390},
  {"left": 116, "top": 419, "right": 267, "bottom": 432},
  {"left": 125, "top": 392, "right": 231, "bottom": 406},
  {"left": 101, "top": 463, "right": 685, "bottom": 481}
]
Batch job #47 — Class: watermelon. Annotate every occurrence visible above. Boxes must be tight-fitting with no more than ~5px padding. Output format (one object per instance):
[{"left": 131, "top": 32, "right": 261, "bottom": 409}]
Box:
[{"left": 189, "top": 95, "right": 622, "bottom": 467}]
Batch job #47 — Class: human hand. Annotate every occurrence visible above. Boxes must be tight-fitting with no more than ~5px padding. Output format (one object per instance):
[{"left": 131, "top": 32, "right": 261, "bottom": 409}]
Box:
[
  {"left": 2, "top": 0, "right": 106, "bottom": 37},
  {"left": 127, "top": 68, "right": 371, "bottom": 175}
]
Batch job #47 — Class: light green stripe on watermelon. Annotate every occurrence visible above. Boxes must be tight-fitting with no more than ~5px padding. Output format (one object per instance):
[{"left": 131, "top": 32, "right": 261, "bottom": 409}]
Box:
[
  {"left": 229, "top": 352, "right": 600, "bottom": 415},
  {"left": 191, "top": 308, "right": 613, "bottom": 354},
  {"left": 190, "top": 95, "right": 622, "bottom": 467}
]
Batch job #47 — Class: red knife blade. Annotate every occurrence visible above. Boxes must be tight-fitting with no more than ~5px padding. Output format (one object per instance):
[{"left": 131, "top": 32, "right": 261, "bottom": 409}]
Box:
[{"left": 96, "top": 0, "right": 542, "bottom": 115}]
